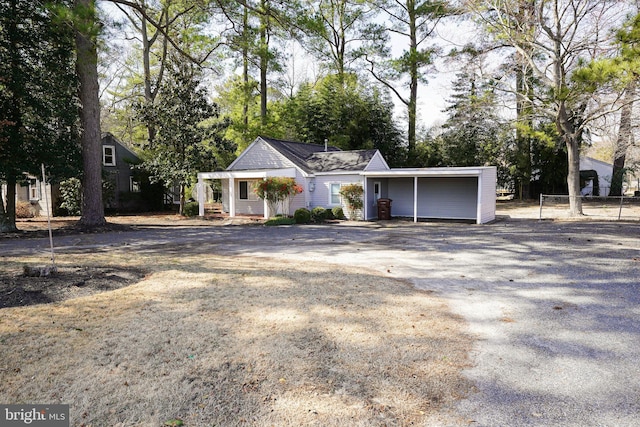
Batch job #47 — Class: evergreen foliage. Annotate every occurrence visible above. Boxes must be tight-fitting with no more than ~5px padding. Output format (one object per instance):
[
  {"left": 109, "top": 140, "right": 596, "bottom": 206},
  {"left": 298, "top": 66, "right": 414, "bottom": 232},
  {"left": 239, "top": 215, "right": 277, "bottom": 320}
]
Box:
[
  {"left": 0, "top": 0, "right": 81, "bottom": 231},
  {"left": 136, "top": 62, "right": 234, "bottom": 215}
]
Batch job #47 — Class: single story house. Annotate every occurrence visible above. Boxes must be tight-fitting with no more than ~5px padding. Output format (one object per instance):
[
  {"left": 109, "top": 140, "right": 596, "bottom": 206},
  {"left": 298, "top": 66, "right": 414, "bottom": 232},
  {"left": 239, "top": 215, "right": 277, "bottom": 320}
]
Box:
[{"left": 197, "top": 136, "right": 497, "bottom": 224}]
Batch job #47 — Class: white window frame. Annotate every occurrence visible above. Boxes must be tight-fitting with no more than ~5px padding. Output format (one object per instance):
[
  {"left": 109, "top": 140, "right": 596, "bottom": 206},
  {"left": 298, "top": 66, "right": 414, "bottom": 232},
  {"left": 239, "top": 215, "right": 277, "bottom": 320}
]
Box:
[
  {"left": 238, "top": 180, "right": 257, "bottom": 201},
  {"left": 103, "top": 145, "right": 116, "bottom": 166},
  {"left": 373, "top": 181, "right": 381, "bottom": 202},
  {"left": 329, "top": 182, "right": 342, "bottom": 205},
  {"left": 28, "top": 178, "right": 40, "bottom": 201},
  {"left": 130, "top": 176, "right": 141, "bottom": 193}
]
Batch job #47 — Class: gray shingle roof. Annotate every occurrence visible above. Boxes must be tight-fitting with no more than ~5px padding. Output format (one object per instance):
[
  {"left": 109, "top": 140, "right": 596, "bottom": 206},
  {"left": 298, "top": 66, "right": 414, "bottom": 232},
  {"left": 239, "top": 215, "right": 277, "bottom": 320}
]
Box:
[{"left": 260, "top": 136, "right": 377, "bottom": 173}]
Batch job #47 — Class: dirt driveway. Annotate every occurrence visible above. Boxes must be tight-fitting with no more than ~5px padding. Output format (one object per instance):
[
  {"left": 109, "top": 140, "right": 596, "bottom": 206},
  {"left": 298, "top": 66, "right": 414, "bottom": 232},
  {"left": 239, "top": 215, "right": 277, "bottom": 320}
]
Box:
[{"left": 2, "top": 208, "right": 640, "bottom": 426}]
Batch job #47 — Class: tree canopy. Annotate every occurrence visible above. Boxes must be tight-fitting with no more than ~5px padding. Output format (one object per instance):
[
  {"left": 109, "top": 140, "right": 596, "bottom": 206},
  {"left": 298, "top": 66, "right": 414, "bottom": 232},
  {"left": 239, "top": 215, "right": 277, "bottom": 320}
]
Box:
[{"left": 0, "top": 0, "right": 81, "bottom": 231}]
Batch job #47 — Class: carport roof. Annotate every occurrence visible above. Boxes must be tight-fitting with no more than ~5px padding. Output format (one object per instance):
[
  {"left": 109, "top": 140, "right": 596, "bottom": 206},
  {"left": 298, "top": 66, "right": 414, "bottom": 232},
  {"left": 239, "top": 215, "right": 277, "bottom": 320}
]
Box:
[{"left": 362, "top": 166, "right": 492, "bottom": 178}]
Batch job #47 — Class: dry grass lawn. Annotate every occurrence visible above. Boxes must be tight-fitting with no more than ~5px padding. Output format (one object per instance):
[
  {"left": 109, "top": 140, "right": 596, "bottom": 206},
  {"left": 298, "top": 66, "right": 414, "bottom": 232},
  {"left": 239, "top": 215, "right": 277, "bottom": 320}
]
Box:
[{"left": 0, "top": 250, "right": 472, "bottom": 426}]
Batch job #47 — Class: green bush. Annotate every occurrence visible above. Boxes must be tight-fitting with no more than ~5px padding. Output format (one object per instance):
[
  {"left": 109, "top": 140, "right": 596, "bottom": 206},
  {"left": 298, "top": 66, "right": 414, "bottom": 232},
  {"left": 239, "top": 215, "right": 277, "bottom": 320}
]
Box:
[
  {"left": 265, "top": 217, "right": 296, "bottom": 226},
  {"left": 311, "top": 206, "right": 328, "bottom": 223},
  {"left": 183, "top": 201, "right": 199, "bottom": 217},
  {"left": 59, "top": 177, "right": 82, "bottom": 216},
  {"left": 331, "top": 206, "right": 346, "bottom": 220},
  {"left": 293, "top": 208, "right": 311, "bottom": 224},
  {"left": 325, "top": 207, "right": 335, "bottom": 220}
]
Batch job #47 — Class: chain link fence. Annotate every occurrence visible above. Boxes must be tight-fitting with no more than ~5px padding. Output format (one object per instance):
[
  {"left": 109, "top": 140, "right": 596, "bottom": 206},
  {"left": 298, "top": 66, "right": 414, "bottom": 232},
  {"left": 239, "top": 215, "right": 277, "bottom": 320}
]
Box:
[{"left": 538, "top": 194, "right": 640, "bottom": 221}]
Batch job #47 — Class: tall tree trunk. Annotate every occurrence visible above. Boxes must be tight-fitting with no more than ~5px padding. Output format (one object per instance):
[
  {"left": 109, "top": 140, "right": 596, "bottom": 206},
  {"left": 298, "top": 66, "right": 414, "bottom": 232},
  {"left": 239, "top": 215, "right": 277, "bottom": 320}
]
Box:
[
  {"left": 259, "top": 0, "right": 269, "bottom": 126},
  {"left": 0, "top": 176, "right": 18, "bottom": 232},
  {"left": 557, "top": 101, "right": 583, "bottom": 216},
  {"left": 610, "top": 79, "right": 636, "bottom": 196},
  {"left": 75, "top": 0, "right": 106, "bottom": 227},
  {"left": 407, "top": 1, "right": 418, "bottom": 164},
  {"left": 515, "top": 62, "right": 533, "bottom": 199},
  {"left": 242, "top": 5, "right": 250, "bottom": 142},
  {"left": 141, "top": 12, "right": 157, "bottom": 144}
]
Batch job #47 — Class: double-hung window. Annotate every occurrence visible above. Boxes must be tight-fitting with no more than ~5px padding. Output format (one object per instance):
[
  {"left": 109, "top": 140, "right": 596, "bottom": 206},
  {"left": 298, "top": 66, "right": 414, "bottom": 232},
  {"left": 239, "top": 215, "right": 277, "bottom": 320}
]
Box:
[
  {"left": 103, "top": 145, "right": 116, "bottom": 166},
  {"left": 239, "top": 181, "right": 257, "bottom": 201},
  {"left": 28, "top": 179, "right": 40, "bottom": 200},
  {"left": 329, "top": 183, "right": 341, "bottom": 205}
]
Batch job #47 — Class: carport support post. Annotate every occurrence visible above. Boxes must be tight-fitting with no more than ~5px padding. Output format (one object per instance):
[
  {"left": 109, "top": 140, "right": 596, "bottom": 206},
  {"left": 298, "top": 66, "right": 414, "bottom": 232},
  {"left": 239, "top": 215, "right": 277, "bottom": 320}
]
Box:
[
  {"left": 413, "top": 176, "right": 418, "bottom": 223},
  {"left": 197, "top": 175, "right": 205, "bottom": 217},
  {"left": 229, "top": 177, "right": 236, "bottom": 217}
]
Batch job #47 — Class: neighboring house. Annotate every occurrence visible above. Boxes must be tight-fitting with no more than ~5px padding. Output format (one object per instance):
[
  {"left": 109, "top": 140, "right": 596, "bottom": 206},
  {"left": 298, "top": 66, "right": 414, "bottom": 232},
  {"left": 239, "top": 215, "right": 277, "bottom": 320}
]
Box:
[
  {"left": 1, "top": 133, "right": 162, "bottom": 216},
  {"left": 101, "top": 133, "right": 144, "bottom": 211},
  {"left": 580, "top": 156, "right": 613, "bottom": 197},
  {"left": 0, "top": 174, "right": 57, "bottom": 217},
  {"left": 197, "top": 136, "right": 497, "bottom": 224}
]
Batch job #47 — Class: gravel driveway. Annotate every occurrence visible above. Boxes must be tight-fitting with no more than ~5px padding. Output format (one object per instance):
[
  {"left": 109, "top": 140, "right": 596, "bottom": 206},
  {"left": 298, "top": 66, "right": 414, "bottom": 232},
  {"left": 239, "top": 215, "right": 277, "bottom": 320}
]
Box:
[{"left": 2, "top": 217, "right": 639, "bottom": 426}]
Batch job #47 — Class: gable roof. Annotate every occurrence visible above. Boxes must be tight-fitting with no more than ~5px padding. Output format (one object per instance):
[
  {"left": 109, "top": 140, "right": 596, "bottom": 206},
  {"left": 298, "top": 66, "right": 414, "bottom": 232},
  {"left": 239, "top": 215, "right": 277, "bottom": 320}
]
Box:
[{"left": 258, "top": 136, "right": 379, "bottom": 174}]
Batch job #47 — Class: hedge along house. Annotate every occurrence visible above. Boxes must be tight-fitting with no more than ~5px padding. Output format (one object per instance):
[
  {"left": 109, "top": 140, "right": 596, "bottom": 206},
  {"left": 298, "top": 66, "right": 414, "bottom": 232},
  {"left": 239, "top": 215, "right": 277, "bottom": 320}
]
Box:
[{"left": 197, "top": 136, "right": 497, "bottom": 224}]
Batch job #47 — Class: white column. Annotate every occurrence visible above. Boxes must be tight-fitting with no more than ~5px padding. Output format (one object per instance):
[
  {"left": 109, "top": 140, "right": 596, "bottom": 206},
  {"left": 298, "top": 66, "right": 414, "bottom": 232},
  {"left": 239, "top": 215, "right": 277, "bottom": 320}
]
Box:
[
  {"left": 413, "top": 176, "right": 418, "bottom": 223},
  {"left": 362, "top": 177, "right": 368, "bottom": 220},
  {"left": 197, "top": 175, "right": 205, "bottom": 217},
  {"left": 476, "top": 174, "right": 482, "bottom": 224},
  {"left": 229, "top": 177, "right": 236, "bottom": 217}
]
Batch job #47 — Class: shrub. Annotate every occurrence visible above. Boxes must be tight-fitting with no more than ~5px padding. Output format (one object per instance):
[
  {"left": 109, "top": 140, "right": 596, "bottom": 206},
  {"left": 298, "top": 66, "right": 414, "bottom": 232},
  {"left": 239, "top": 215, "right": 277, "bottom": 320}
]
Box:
[
  {"left": 183, "top": 201, "right": 199, "bottom": 217},
  {"left": 59, "top": 177, "right": 82, "bottom": 216},
  {"left": 339, "top": 183, "right": 364, "bottom": 220},
  {"left": 16, "top": 201, "right": 35, "bottom": 218},
  {"left": 325, "top": 207, "right": 335, "bottom": 220},
  {"left": 311, "top": 206, "right": 328, "bottom": 223},
  {"left": 253, "top": 177, "right": 303, "bottom": 217},
  {"left": 293, "top": 208, "right": 311, "bottom": 224},
  {"left": 331, "top": 206, "right": 345, "bottom": 220},
  {"left": 265, "top": 216, "right": 296, "bottom": 226}
]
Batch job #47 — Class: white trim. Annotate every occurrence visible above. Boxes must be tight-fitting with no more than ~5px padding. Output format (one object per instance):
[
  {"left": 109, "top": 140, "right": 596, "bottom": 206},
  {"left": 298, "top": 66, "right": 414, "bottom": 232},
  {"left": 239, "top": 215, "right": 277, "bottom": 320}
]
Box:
[
  {"left": 198, "top": 168, "right": 297, "bottom": 180},
  {"left": 413, "top": 176, "right": 418, "bottom": 223},
  {"left": 102, "top": 145, "right": 116, "bottom": 166},
  {"left": 329, "top": 182, "right": 342, "bottom": 205},
  {"left": 238, "top": 180, "right": 258, "bottom": 201},
  {"left": 28, "top": 178, "right": 40, "bottom": 201}
]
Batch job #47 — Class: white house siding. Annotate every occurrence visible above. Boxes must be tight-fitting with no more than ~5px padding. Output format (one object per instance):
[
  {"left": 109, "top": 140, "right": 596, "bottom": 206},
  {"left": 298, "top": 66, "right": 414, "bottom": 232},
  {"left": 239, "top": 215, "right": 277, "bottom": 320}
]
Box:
[
  {"left": 479, "top": 167, "right": 497, "bottom": 224},
  {"left": 310, "top": 174, "right": 364, "bottom": 211},
  {"left": 364, "top": 152, "right": 390, "bottom": 171},
  {"left": 580, "top": 157, "right": 613, "bottom": 196},
  {"left": 387, "top": 178, "right": 415, "bottom": 217},
  {"left": 231, "top": 139, "right": 296, "bottom": 170},
  {"left": 417, "top": 177, "right": 477, "bottom": 220},
  {"left": 365, "top": 178, "right": 390, "bottom": 219},
  {"left": 385, "top": 177, "right": 478, "bottom": 220}
]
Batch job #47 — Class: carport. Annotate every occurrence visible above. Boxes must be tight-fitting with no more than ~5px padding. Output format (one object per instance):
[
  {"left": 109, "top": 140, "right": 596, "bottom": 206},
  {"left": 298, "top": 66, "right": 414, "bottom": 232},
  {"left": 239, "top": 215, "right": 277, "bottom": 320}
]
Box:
[{"left": 362, "top": 167, "right": 496, "bottom": 224}]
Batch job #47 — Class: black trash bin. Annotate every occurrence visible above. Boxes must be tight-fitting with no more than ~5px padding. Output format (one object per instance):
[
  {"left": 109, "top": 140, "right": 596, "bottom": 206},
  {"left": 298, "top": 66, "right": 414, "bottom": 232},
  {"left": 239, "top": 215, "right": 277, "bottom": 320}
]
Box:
[{"left": 377, "top": 198, "right": 392, "bottom": 220}]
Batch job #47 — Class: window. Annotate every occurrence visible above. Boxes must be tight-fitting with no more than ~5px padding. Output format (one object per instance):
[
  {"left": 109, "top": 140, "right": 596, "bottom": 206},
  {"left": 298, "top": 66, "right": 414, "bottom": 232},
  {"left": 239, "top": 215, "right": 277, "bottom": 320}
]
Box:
[
  {"left": 239, "top": 181, "right": 249, "bottom": 200},
  {"left": 29, "top": 179, "right": 40, "bottom": 200},
  {"left": 330, "top": 183, "right": 341, "bottom": 205},
  {"left": 103, "top": 145, "right": 116, "bottom": 166},
  {"left": 130, "top": 177, "right": 141, "bottom": 193},
  {"left": 374, "top": 181, "right": 381, "bottom": 201}
]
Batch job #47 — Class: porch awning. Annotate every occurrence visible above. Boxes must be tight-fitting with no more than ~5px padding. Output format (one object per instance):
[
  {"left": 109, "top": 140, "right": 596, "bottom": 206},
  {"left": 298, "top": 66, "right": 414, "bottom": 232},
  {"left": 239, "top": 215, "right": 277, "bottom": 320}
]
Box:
[{"left": 198, "top": 168, "right": 297, "bottom": 180}]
